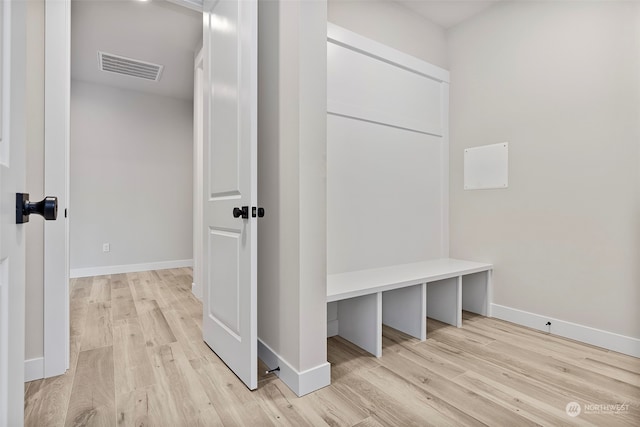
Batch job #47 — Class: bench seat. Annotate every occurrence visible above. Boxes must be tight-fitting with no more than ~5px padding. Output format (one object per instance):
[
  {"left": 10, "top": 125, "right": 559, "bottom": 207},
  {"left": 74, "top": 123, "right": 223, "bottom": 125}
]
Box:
[{"left": 327, "top": 258, "right": 493, "bottom": 357}]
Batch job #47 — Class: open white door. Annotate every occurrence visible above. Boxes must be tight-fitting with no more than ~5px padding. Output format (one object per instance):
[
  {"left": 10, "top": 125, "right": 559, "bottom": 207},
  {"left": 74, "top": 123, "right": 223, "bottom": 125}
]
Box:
[
  {"left": 1, "top": 1, "right": 27, "bottom": 425},
  {"left": 201, "top": 0, "right": 258, "bottom": 390}
]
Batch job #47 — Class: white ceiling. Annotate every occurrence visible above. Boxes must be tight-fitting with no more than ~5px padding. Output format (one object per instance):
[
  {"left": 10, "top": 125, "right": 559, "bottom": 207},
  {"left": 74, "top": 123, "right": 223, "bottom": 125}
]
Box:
[
  {"left": 71, "top": 0, "right": 202, "bottom": 100},
  {"left": 396, "top": 0, "right": 501, "bottom": 29}
]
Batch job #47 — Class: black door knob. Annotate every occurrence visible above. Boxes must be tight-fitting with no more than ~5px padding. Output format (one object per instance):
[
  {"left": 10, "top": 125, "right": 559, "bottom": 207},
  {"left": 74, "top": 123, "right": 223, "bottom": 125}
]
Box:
[
  {"left": 233, "top": 206, "right": 249, "bottom": 219},
  {"left": 16, "top": 193, "right": 58, "bottom": 224}
]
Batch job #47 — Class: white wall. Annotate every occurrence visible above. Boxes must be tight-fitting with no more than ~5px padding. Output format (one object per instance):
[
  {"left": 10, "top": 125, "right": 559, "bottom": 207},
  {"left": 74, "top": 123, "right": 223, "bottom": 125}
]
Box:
[
  {"left": 70, "top": 81, "right": 193, "bottom": 274},
  {"left": 448, "top": 1, "right": 640, "bottom": 341},
  {"left": 258, "top": 0, "right": 329, "bottom": 395},
  {"left": 327, "top": 0, "right": 447, "bottom": 68}
]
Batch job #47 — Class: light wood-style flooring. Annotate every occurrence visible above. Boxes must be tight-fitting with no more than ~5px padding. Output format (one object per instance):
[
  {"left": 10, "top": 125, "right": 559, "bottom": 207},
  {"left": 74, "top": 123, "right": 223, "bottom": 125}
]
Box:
[{"left": 24, "top": 268, "right": 640, "bottom": 426}]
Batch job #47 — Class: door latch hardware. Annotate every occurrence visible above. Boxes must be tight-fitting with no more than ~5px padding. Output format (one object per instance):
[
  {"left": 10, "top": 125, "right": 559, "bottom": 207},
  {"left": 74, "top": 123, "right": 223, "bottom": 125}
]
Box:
[
  {"left": 16, "top": 193, "right": 58, "bottom": 224},
  {"left": 232, "top": 206, "right": 249, "bottom": 219},
  {"left": 252, "top": 207, "right": 265, "bottom": 218}
]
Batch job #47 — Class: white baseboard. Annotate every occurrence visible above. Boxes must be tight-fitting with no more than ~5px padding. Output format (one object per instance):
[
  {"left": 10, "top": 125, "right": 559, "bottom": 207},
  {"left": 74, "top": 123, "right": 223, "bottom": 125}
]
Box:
[
  {"left": 258, "top": 339, "right": 331, "bottom": 396},
  {"left": 491, "top": 304, "right": 640, "bottom": 358},
  {"left": 192, "top": 281, "right": 203, "bottom": 301},
  {"left": 70, "top": 259, "right": 193, "bottom": 278},
  {"left": 25, "top": 357, "right": 44, "bottom": 382}
]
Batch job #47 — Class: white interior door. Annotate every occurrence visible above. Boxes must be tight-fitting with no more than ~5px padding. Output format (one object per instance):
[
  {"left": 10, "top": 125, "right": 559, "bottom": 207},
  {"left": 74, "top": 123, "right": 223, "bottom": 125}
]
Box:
[
  {"left": 1, "top": 1, "right": 28, "bottom": 425},
  {"left": 201, "top": 0, "right": 258, "bottom": 390}
]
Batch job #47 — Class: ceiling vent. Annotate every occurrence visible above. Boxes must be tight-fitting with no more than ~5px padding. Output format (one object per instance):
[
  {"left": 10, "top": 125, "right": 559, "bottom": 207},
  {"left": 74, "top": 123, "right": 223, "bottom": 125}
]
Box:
[{"left": 98, "top": 51, "right": 164, "bottom": 82}]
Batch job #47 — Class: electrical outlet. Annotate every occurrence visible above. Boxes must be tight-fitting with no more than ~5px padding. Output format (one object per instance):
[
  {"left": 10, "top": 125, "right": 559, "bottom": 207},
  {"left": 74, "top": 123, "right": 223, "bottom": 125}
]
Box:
[{"left": 103, "top": 243, "right": 110, "bottom": 252}]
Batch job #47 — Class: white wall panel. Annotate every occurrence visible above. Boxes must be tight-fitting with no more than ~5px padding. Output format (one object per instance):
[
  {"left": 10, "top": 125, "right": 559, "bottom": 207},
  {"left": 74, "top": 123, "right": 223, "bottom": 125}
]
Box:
[
  {"left": 327, "top": 25, "right": 449, "bottom": 275},
  {"left": 464, "top": 142, "right": 509, "bottom": 190},
  {"left": 327, "top": 115, "right": 444, "bottom": 273},
  {"left": 327, "top": 42, "right": 443, "bottom": 135}
]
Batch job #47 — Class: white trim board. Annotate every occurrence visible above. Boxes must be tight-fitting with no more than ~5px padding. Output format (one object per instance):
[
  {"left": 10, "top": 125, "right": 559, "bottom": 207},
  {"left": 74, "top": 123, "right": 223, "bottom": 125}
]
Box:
[
  {"left": 327, "top": 23, "right": 449, "bottom": 83},
  {"left": 191, "top": 281, "right": 203, "bottom": 301},
  {"left": 258, "top": 339, "right": 331, "bottom": 397},
  {"left": 439, "top": 82, "right": 450, "bottom": 257},
  {"left": 491, "top": 304, "right": 640, "bottom": 358},
  {"left": 191, "top": 282, "right": 204, "bottom": 302},
  {"left": 70, "top": 259, "right": 193, "bottom": 278},
  {"left": 24, "top": 357, "right": 44, "bottom": 382}
]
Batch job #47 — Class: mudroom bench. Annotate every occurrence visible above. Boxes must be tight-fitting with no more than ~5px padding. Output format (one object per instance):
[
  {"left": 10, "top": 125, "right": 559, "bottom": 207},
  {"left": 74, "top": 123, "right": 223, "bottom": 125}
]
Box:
[{"left": 327, "top": 258, "right": 493, "bottom": 357}]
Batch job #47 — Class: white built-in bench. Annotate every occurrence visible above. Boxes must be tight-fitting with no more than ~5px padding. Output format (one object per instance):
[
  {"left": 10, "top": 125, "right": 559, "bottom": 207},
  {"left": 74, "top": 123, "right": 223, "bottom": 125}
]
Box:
[{"left": 327, "top": 258, "right": 493, "bottom": 357}]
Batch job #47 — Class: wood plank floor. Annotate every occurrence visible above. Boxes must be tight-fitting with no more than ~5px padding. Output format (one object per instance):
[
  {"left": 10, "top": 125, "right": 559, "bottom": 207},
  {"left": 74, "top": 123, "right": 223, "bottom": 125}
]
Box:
[{"left": 25, "top": 268, "right": 640, "bottom": 426}]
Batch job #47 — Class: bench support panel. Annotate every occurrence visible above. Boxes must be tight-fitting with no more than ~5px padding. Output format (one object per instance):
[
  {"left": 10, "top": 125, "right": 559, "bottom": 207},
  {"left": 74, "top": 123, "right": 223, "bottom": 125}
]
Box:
[
  {"left": 382, "top": 283, "right": 426, "bottom": 341},
  {"left": 427, "top": 277, "right": 461, "bottom": 327},
  {"left": 462, "top": 271, "right": 490, "bottom": 316},
  {"left": 337, "top": 293, "right": 382, "bottom": 357}
]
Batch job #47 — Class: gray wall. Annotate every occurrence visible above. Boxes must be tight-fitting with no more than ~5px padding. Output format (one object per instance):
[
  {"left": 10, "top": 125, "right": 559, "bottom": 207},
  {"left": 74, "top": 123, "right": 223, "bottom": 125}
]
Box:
[
  {"left": 70, "top": 81, "right": 193, "bottom": 272},
  {"left": 448, "top": 1, "right": 640, "bottom": 339},
  {"left": 328, "top": 0, "right": 447, "bottom": 68},
  {"left": 25, "top": 0, "right": 45, "bottom": 362}
]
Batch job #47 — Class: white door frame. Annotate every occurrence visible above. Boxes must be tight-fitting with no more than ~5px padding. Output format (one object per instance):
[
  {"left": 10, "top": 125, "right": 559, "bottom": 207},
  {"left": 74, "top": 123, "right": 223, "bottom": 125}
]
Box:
[
  {"left": 42, "top": 0, "right": 210, "bottom": 380},
  {"left": 42, "top": 0, "right": 207, "bottom": 379},
  {"left": 42, "top": 0, "right": 70, "bottom": 378},
  {"left": 1, "top": 1, "right": 28, "bottom": 423},
  {"left": 192, "top": 47, "right": 203, "bottom": 301}
]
